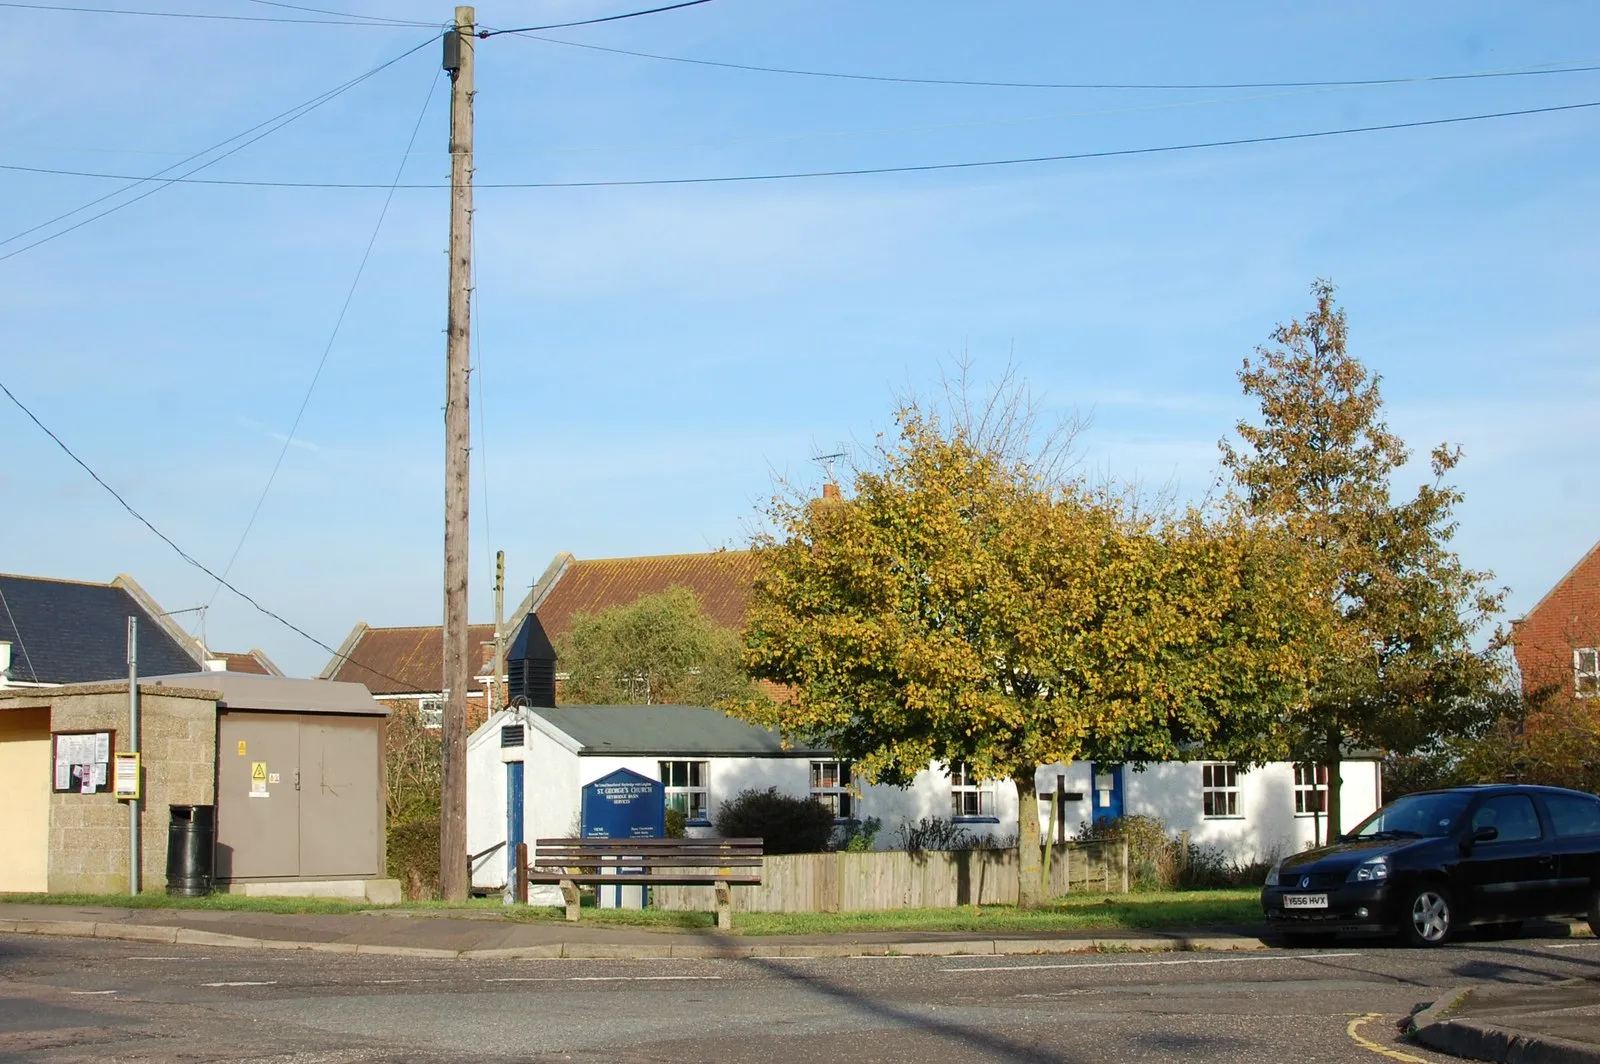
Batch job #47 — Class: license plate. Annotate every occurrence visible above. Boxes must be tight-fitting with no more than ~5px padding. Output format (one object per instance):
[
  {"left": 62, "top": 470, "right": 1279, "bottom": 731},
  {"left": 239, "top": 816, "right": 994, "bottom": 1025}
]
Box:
[{"left": 1283, "top": 893, "right": 1328, "bottom": 909}]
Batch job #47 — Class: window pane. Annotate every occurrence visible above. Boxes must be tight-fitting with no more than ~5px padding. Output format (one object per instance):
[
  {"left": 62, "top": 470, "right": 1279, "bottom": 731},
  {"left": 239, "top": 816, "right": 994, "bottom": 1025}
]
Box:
[
  {"left": 839, "top": 792, "right": 854, "bottom": 818},
  {"left": 1203, "top": 764, "right": 1214, "bottom": 788},
  {"left": 1471, "top": 795, "right": 1542, "bottom": 842},
  {"left": 1224, "top": 764, "right": 1236, "bottom": 787},
  {"left": 690, "top": 762, "right": 705, "bottom": 788},
  {"left": 1226, "top": 792, "right": 1238, "bottom": 817},
  {"left": 1547, "top": 795, "right": 1600, "bottom": 838},
  {"left": 1203, "top": 792, "right": 1215, "bottom": 817}
]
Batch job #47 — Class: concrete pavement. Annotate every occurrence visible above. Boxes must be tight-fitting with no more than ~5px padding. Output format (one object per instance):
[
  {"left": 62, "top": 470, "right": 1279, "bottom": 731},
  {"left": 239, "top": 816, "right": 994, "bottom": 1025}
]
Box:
[{"left": 1413, "top": 979, "right": 1600, "bottom": 1063}]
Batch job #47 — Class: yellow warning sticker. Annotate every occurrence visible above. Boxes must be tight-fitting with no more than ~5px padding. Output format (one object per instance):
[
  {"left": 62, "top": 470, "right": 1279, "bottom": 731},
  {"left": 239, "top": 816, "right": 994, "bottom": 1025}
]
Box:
[
  {"left": 251, "top": 761, "right": 267, "bottom": 781},
  {"left": 237, "top": 740, "right": 247, "bottom": 756}
]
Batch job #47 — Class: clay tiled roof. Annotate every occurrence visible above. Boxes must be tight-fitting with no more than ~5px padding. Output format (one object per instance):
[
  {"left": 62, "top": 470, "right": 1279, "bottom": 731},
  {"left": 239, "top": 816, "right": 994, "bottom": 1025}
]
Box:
[
  {"left": 533, "top": 551, "right": 758, "bottom": 642},
  {"left": 210, "top": 649, "right": 282, "bottom": 676},
  {"left": 325, "top": 624, "right": 497, "bottom": 695}
]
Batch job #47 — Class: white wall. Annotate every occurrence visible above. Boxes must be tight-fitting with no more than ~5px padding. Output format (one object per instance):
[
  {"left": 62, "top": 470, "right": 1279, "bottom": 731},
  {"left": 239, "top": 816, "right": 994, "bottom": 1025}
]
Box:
[
  {"left": 1122, "top": 760, "right": 1383, "bottom": 863},
  {"left": 467, "top": 715, "right": 1386, "bottom": 875}
]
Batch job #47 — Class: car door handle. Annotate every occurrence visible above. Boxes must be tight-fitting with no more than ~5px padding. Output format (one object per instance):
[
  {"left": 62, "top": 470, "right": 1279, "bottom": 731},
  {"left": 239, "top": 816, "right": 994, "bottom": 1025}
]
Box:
[{"left": 1537, "top": 854, "right": 1556, "bottom": 865}]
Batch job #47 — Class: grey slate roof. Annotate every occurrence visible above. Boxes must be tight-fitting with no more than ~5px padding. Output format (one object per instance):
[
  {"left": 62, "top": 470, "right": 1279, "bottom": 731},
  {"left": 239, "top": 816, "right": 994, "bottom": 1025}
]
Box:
[
  {"left": 145, "top": 672, "right": 389, "bottom": 716},
  {"left": 531, "top": 704, "right": 830, "bottom": 758},
  {"left": 0, "top": 574, "right": 201, "bottom": 684}
]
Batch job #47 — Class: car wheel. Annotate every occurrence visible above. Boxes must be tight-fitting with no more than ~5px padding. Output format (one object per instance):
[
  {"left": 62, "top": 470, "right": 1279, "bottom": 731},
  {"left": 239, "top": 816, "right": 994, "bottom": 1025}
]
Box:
[
  {"left": 1587, "top": 890, "right": 1600, "bottom": 939},
  {"left": 1400, "top": 884, "right": 1455, "bottom": 947}
]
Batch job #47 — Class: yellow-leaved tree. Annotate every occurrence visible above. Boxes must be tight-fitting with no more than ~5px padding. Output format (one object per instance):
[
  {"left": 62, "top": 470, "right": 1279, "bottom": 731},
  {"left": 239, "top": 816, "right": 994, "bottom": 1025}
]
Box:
[
  {"left": 728, "top": 387, "right": 1335, "bottom": 907},
  {"left": 1222, "top": 280, "right": 1505, "bottom": 843}
]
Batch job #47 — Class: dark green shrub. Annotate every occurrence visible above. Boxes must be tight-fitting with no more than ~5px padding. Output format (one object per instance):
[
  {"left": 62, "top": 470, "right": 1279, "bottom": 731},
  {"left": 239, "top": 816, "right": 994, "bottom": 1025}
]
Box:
[
  {"left": 664, "top": 807, "right": 687, "bottom": 839},
  {"left": 836, "top": 816, "right": 882, "bottom": 852},
  {"left": 893, "top": 816, "right": 974, "bottom": 852},
  {"left": 1077, "top": 814, "right": 1177, "bottom": 890},
  {"left": 387, "top": 817, "right": 440, "bottom": 900},
  {"left": 714, "top": 787, "right": 836, "bottom": 854}
]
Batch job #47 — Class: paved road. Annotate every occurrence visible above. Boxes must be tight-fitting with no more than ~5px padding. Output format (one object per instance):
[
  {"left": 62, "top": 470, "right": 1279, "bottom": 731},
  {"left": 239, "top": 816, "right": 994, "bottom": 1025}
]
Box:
[{"left": 4, "top": 929, "right": 1600, "bottom": 1063}]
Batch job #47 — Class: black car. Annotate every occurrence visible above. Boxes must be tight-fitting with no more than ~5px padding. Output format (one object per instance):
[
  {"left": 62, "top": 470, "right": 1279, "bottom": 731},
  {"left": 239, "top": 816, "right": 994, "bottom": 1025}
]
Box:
[{"left": 1261, "top": 784, "right": 1600, "bottom": 946}]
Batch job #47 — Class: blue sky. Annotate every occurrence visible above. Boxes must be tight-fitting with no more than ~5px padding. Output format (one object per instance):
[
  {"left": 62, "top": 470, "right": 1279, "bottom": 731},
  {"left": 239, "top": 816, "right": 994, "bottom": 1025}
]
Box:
[{"left": 2, "top": 1, "right": 1597, "bottom": 676}]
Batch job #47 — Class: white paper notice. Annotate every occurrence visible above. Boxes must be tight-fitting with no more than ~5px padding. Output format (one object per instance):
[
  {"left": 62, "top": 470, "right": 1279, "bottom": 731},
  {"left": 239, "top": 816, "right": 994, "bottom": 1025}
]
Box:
[
  {"left": 94, "top": 732, "right": 111, "bottom": 763},
  {"left": 79, "top": 767, "right": 94, "bottom": 793},
  {"left": 92, "top": 762, "right": 108, "bottom": 787},
  {"left": 55, "top": 760, "right": 70, "bottom": 791}
]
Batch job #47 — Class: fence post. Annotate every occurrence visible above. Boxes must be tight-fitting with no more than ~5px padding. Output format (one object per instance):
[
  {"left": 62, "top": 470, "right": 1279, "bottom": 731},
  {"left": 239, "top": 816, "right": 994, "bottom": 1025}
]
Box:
[
  {"left": 1178, "top": 830, "right": 1189, "bottom": 883},
  {"left": 514, "top": 841, "right": 528, "bottom": 905},
  {"left": 1120, "top": 835, "right": 1130, "bottom": 894}
]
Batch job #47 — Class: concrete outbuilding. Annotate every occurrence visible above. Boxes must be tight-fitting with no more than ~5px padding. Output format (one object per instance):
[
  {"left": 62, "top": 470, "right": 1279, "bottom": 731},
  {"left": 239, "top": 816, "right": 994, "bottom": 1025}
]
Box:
[{"left": 0, "top": 672, "right": 397, "bottom": 900}]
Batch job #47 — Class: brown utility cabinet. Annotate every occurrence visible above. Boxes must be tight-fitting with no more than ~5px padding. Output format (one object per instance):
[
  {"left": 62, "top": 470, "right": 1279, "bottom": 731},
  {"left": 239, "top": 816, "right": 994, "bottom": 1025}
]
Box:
[{"left": 216, "top": 710, "right": 383, "bottom": 881}]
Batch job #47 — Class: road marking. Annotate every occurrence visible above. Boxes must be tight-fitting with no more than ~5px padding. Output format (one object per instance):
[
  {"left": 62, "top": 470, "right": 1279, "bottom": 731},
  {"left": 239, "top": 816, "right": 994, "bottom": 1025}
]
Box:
[
  {"left": 1347, "top": 1013, "right": 1431, "bottom": 1063},
  {"left": 1545, "top": 941, "right": 1599, "bottom": 949},
  {"left": 128, "top": 956, "right": 188, "bottom": 961},
  {"left": 69, "top": 990, "right": 118, "bottom": 995},
  {"left": 934, "top": 947, "right": 1363, "bottom": 972},
  {"left": 485, "top": 975, "right": 723, "bottom": 983},
  {"left": 201, "top": 981, "right": 278, "bottom": 987},
  {"left": 940, "top": 951, "right": 1361, "bottom": 973}
]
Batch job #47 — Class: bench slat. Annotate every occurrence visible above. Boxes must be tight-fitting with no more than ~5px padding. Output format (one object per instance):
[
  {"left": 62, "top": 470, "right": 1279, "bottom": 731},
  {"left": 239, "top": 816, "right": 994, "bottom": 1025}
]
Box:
[
  {"left": 531, "top": 856, "right": 761, "bottom": 868},
  {"left": 526, "top": 874, "right": 761, "bottom": 886},
  {"left": 534, "top": 837, "right": 763, "bottom": 848}
]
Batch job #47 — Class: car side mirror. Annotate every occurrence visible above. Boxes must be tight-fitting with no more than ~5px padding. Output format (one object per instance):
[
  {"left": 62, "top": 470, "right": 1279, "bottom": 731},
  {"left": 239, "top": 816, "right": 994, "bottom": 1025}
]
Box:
[{"left": 1463, "top": 826, "right": 1498, "bottom": 851}]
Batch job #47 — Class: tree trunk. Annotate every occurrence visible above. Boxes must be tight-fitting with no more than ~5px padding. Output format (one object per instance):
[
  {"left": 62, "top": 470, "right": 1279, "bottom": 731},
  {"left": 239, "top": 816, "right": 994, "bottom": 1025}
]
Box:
[
  {"left": 1015, "top": 772, "right": 1043, "bottom": 909},
  {"left": 1324, "top": 729, "right": 1344, "bottom": 846}
]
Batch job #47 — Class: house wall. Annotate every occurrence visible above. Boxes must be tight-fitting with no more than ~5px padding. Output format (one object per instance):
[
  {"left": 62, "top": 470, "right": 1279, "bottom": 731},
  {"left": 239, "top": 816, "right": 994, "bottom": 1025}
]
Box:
[
  {"left": 44, "top": 686, "right": 217, "bottom": 894},
  {"left": 1122, "top": 760, "right": 1381, "bottom": 863},
  {"left": 1514, "top": 542, "right": 1600, "bottom": 700}
]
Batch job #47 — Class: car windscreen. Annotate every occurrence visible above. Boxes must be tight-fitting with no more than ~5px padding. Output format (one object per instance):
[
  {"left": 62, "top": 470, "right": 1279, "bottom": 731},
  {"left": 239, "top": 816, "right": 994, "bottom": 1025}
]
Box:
[{"left": 1349, "top": 792, "right": 1470, "bottom": 839}]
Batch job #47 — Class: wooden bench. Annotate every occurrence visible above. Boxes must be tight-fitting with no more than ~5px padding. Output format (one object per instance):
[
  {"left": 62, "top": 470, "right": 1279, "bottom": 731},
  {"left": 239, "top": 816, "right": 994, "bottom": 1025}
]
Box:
[{"left": 522, "top": 837, "right": 763, "bottom": 930}]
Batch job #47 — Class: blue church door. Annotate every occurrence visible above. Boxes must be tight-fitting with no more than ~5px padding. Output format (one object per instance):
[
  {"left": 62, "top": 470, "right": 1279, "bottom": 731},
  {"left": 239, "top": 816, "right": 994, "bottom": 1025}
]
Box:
[{"left": 506, "top": 761, "right": 525, "bottom": 894}]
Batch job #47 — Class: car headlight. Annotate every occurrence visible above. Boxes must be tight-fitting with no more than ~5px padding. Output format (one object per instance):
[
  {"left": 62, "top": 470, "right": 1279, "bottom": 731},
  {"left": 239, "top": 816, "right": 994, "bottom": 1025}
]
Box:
[
  {"left": 1348, "top": 857, "right": 1390, "bottom": 883},
  {"left": 1264, "top": 860, "right": 1283, "bottom": 887}
]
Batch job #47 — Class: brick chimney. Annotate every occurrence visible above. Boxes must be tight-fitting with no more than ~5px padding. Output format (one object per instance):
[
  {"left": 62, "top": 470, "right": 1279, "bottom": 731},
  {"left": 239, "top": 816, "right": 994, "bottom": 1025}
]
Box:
[{"left": 821, "top": 482, "right": 840, "bottom": 501}]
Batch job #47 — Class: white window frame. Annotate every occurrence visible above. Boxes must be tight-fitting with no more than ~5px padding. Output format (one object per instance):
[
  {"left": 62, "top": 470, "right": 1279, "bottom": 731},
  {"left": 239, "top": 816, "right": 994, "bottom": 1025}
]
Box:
[
  {"left": 418, "top": 699, "right": 444, "bottom": 730},
  {"left": 949, "top": 763, "right": 997, "bottom": 820},
  {"left": 1293, "top": 763, "right": 1329, "bottom": 816},
  {"left": 1201, "top": 762, "right": 1240, "bottom": 819},
  {"left": 1576, "top": 648, "right": 1600, "bottom": 699},
  {"left": 659, "top": 760, "right": 710, "bottom": 823},
  {"left": 810, "top": 760, "right": 855, "bottom": 820}
]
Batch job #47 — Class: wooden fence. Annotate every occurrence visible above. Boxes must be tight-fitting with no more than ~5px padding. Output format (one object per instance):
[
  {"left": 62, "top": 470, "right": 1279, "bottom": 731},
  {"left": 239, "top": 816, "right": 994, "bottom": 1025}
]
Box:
[{"left": 651, "top": 840, "right": 1129, "bottom": 914}]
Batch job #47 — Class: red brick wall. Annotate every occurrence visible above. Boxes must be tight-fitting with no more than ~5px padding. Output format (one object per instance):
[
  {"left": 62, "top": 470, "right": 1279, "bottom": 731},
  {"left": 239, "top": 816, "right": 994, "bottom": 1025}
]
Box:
[{"left": 1514, "top": 542, "right": 1600, "bottom": 700}]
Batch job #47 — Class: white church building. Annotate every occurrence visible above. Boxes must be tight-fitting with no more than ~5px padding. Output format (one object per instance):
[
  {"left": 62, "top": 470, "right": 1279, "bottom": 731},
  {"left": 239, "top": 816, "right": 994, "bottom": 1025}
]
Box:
[{"left": 465, "top": 703, "right": 1382, "bottom": 894}]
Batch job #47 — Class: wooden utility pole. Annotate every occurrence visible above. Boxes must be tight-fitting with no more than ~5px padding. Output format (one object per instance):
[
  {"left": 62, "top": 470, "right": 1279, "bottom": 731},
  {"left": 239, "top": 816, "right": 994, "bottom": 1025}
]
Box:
[{"left": 439, "top": 4, "right": 475, "bottom": 903}]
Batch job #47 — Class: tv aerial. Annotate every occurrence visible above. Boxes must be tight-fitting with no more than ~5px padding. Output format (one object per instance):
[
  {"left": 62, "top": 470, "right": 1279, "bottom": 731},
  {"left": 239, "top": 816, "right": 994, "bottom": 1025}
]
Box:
[{"left": 811, "top": 445, "right": 848, "bottom": 486}]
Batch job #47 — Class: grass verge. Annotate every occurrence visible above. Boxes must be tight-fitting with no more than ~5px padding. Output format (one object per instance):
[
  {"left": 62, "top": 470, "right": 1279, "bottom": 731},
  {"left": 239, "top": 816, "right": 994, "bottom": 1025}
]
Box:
[{"left": 1, "top": 888, "right": 1260, "bottom": 936}]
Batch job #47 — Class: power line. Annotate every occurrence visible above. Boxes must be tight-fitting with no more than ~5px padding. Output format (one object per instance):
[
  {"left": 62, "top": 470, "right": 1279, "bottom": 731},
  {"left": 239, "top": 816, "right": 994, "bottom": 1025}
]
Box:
[
  {"left": 0, "top": 33, "right": 437, "bottom": 262},
  {"left": 0, "top": 1, "right": 434, "bottom": 26},
  {"left": 242, "top": 0, "right": 435, "bottom": 26},
  {"left": 480, "top": 0, "right": 714, "bottom": 37},
  {"left": 0, "top": 585, "right": 41, "bottom": 683},
  {"left": 6, "top": 98, "right": 1597, "bottom": 190},
  {"left": 0, "top": 379, "right": 431, "bottom": 694},
  {"left": 203, "top": 68, "right": 443, "bottom": 618},
  {"left": 504, "top": 32, "right": 1600, "bottom": 92}
]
